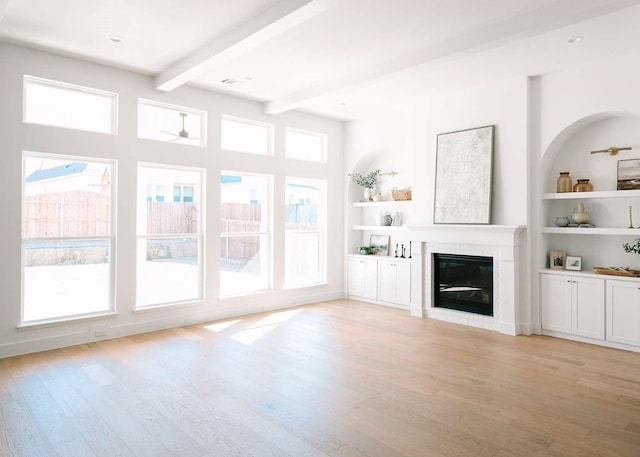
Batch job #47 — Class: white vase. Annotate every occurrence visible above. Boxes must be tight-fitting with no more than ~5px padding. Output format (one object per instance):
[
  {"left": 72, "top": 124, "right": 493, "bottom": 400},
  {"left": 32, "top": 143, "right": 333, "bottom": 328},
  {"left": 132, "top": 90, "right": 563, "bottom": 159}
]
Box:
[{"left": 363, "top": 188, "right": 373, "bottom": 201}]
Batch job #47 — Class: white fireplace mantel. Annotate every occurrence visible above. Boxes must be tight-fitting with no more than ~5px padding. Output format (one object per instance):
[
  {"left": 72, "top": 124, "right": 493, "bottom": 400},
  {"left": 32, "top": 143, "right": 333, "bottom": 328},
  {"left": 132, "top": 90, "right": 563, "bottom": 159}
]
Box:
[{"left": 406, "top": 225, "right": 527, "bottom": 336}]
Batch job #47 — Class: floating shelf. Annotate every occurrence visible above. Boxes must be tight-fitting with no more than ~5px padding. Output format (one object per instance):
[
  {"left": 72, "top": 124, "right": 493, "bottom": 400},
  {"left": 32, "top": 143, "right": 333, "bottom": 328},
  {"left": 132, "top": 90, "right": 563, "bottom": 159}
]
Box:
[
  {"left": 542, "top": 190, "right": 640, "bottom": 200},
  {"left": 542, "top": 227, "right": 640, "bottom": 235},
  {"left": 353, "top": 225, "right": 407, "bottom": 231},
  {"left": 353, "top": 200, "right": 412, "bottom": 207}
]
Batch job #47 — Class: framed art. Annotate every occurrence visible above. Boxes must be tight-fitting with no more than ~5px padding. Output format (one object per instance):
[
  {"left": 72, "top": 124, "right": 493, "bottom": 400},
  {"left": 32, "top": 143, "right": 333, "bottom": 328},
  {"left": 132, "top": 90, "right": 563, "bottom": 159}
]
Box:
[
  {"left": 565, "top": 255, "right": 582, "bottom": 271},
  {"left": 434, "top": 125, "right": 494, "bottom": 224},
  {"left": 550, "top": 250, "right": 566, "bottom": 270},
  {"left": 370, "top": 234, "right": 390, "bottom": 256},
  {"left": 617, "top": 159, "right": 640, "bottom": 190}
]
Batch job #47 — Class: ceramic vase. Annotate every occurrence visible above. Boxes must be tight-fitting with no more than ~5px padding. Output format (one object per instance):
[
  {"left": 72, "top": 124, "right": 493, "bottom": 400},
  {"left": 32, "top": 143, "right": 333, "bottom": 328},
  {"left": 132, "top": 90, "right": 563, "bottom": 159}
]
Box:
[{"left": 573, "top": 179, "right": 593, "bottom": 192}]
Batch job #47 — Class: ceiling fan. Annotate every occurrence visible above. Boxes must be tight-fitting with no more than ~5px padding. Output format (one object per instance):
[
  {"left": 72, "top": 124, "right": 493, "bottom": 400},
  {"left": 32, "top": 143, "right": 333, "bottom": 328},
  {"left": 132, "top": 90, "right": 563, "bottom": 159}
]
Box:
[{"left": 161, "top": 112, "right": 199, "bottom": 141}]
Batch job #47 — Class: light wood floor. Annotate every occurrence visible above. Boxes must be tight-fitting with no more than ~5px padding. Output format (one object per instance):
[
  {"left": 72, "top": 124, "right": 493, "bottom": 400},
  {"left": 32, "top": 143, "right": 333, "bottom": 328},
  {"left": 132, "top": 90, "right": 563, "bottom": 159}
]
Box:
[{"left": 1, "top": 300, "right": 640, "bottom": 457}]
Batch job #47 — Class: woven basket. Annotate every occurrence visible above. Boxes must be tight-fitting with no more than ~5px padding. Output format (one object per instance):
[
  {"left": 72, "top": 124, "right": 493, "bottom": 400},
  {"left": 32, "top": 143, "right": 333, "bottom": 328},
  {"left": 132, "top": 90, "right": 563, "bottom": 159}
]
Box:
[
  {"left": 593, "top": 267, "right": 640, "bottom": 277},
  {"left": 391, "top": 187, "right": 412, "bottom": 201}
]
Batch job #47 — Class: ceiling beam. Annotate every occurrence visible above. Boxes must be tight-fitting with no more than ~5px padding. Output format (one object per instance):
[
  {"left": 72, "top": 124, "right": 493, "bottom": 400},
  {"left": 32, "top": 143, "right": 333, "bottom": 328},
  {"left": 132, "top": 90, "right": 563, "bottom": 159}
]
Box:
[
  {"left": 264, "top": 0, "right": 640, "bottom": 114},
  {"left": 154, "top": 0, "right": 333, "bottom": 92},
  {"left": 0, "top": 0, "right": 9, "bottom": 24}
]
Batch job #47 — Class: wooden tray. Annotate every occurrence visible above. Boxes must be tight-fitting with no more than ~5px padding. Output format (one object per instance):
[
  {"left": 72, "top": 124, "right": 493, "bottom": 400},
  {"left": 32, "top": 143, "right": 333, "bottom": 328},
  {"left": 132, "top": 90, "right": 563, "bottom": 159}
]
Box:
[{"left": 593, "top": 267, "right": 640, "bottom": 277}]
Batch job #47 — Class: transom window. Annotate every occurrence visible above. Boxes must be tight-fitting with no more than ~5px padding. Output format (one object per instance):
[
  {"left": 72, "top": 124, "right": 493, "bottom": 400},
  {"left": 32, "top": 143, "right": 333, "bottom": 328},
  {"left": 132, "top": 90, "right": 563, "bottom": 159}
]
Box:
[
  {"left": 221, "top": 116, "right": 273, "bottom": 155},
  {"left": 22, "top": 152, "right": 115, "bottom": 323},
  {"left": 285, "top": 127, "right": 327, "bottom": 162},
  {"left": 138, "top": 99, "right": 206, "bottom": 147},
  {"left": 23, "top": 75, "right": 117, "bottom": 134}
]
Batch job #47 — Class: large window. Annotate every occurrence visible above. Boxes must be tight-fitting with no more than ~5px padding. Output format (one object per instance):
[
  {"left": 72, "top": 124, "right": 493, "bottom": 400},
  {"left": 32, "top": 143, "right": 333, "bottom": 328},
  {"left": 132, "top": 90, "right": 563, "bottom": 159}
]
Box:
[
  {"left": 23, "top": 76, "right": 117, "bottom": 134},
  {"left": 221, "top": 116, "right": 273, "bottom": 155},
  {"left": 22, "top": 153, "right": 115, "bottom": 323},
  {"left": 220, "top": 172, "right": 271, "bottom": 296},
  {"left": 138, "top": 99, "right": 206, "bottom": 147},
  {"left": 285, "top": 177, "right": 326, "bottom": 288},
  {"left": 285, "top": 127, "right": 327, "bottom": 162},
  {"left": 137, "top": 164, "right": 204, "bottom": 308}
]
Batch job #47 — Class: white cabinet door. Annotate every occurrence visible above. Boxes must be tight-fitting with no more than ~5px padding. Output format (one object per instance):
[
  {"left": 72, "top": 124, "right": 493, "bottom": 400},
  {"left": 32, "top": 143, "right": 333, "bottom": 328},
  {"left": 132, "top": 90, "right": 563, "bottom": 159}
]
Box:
[
  {"left": 572, "top": 277, "right": 605, "bottom": 340},
  {"left": 377, "top": 260, "right": 411, "bottom": 306},
  {"left": 541, "top": 274, "right": 572, "bottom": 334},
  {"left": 606, "top": 280, "right": 640, "bottom": 346},
  {"left": 348, "top": 256, "right": 377, "bottom": 300}
]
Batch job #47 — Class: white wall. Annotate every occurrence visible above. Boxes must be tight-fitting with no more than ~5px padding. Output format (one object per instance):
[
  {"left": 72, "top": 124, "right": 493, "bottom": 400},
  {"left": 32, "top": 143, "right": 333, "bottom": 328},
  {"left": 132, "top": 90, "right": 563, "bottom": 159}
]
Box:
[{"left": 0, "top": 42, "right": 344, "bottom": 357}]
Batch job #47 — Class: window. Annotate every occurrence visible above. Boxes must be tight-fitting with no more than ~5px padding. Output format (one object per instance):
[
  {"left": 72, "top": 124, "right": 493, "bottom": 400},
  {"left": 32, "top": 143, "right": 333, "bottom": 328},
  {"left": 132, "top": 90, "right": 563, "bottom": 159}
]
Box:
[
  {"left": 23, "top": 75, "right": 117, "bottom": 134},
  {"left": 22, "top": 153, "right": 115, "bottom": 323},
  {"left": 284, "top": 177, "right": 326, "bottom": 288},
  {"left": 173, "top": 185, "right": 194, "bottom": 202},
  {"left": 221, "top": 116, "right": 273, "bottom": 155},
  {"left": 285, "top": 128, "right": 327, "bottom": 162},
  {"left": 220, "top": 172, "right": 271, "bottom": 296},
  {"left": 137, "top": 164, "right": 204, "bottom": 308},
  {"left": 138, "top": 99, "right": 206, "bottom": 147}
]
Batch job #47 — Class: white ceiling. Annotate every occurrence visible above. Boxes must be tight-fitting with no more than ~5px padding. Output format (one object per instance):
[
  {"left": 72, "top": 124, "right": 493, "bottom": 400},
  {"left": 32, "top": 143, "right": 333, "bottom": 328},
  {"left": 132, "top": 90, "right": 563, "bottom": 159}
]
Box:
[{"left": 2, "top": 0, "right": 640, "bottom": 120}]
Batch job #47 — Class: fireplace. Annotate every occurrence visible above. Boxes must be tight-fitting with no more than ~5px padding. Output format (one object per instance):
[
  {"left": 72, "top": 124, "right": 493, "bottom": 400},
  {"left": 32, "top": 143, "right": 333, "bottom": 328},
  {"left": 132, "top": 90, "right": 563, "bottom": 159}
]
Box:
[{"left": 433, "top": 253, "right": 493, "bottom": 316}]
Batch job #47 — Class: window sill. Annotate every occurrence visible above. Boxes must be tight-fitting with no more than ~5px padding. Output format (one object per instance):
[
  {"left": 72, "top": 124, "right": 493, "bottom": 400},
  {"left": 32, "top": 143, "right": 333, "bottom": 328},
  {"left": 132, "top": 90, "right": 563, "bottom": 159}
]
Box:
[
  {"left": 133, "top": 299, "right": 203, "bottom": 314},
  {"left": 18, "top": 312, "right": 118, "bottom": 331},
  {"left": 282, "top": 282, "right": 328, "bottom": 291}
]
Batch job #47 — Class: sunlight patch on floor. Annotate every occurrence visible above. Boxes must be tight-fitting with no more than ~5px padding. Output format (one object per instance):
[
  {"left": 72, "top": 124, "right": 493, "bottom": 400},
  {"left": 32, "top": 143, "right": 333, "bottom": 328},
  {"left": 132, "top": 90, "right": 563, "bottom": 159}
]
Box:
[{"left": 231, "top": 308, "right": 302, "bottom": 345}]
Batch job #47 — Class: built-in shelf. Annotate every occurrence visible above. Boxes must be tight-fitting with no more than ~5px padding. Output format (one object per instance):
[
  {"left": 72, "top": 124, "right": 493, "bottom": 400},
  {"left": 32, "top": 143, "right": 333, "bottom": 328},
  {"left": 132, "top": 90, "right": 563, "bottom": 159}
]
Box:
[
  {"left": 352, "top": 200, "right": 412, "bottom": 207},
  {"left": 353, "top": 225, "right": 407, "bottom": 231},
  {"left": 539, "top": 268, "right": 640, "bottom": 282},
  {"left": 542, "top": 227, "right": 640, "bottom": 235},
  {"left": 542, "top": 190, "right": 640, "bottom": 200}
]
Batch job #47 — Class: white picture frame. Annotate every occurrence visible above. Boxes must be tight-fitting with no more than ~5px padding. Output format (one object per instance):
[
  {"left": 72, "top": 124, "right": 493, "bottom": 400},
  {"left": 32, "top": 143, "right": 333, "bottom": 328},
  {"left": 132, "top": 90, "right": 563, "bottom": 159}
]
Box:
[
  {"left": 434, "top": 125, "right": 494, "bottom": 224},
  {"left": 565, "top": 255, "right": 582, "bottom": 271}
]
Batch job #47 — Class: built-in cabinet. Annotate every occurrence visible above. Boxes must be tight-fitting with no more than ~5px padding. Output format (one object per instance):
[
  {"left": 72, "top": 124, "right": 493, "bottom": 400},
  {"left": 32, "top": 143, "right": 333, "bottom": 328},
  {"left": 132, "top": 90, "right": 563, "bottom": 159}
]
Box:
[
  {"left": 540, "top": 271, "right": 640, "bottom": 348},
  {"left": 540, "top": 272, "right": 604, "bottom": 340},
  {"left": 348, "top": 255, "right": 411, "bottom": 308},
  {"left": 606, "top": 279, "right": 640, "bottom": 346}
]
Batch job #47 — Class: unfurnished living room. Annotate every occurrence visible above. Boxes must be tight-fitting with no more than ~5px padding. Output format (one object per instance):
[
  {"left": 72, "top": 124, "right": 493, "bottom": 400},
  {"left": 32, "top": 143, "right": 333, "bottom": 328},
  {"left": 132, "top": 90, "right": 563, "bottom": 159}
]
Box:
[{"left": 1, "top": 1, "right": 640, "bottom": 456}]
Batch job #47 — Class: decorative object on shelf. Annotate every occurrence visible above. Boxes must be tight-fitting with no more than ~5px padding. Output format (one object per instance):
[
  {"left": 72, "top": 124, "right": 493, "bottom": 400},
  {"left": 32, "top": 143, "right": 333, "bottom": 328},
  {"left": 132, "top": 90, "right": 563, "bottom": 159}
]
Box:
[
  {"left": 590, "top": 146, "right": 632, "bottom": 155},
  {"left": 391, "top": 187, "right": 412, "bottom": 201},
  {"left": 572, "top": 203, "right": 590, "bottom": 224},
  {"left": 392, "top": 211, "right": 402, "bottom": 226},
  {"left": 400, "top": 244, "right": 406, "bottom": 258},
  {"left": 434, "top": 125, "right": 494, "bottom": 224},
  {"left": 617, "top": 159, "right": 640, "bottom": 190},
  {"left": 550, "top": 250, "right": 566, "bottom": 270},
  {"left": 593, "top": 266, "right": 640, "bottom": 277},
  {"left": 622, "top": 237, "right": 640, "bottom": 255},
  {"left": 565, "top": 255, "right": 582, "bottom": 271},
  {"left": 629, "top": 206, "right": 634, "bottom": 229},
  {"left": 370, "top": 234, "right": 390, "bottom": 256},
  {"left": 555, "top": 216, "right": 570, "bottom": 227},
  {"left": 349, "top": 169, "right": 381, "bottom": 201},
  {"left": 556, "top": 172, "right": 573, "bottom": 193},
  {"left": 394, "top": 243, "right": 398, "bottom": 258},
  {"left": 382, "top": 214, "right": 393, "bottom": 226},
  {"left": 358, "top": 246, "right": 373, "bottom": 255},
  {"left": 573, "top": 179, "right": 593, "bottom": 192},
  {"left": 408, "top": 241, "right": 412, "bottom": 259},
  {"left": 372, "top": 193, "right": 385, "bottom": 202}
]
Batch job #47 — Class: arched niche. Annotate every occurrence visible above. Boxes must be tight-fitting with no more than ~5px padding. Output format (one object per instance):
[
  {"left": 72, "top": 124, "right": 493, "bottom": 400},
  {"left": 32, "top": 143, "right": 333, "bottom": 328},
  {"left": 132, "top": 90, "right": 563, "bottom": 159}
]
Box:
[{"left": 540, "top": 112, "right": 640, "bottom": 193}]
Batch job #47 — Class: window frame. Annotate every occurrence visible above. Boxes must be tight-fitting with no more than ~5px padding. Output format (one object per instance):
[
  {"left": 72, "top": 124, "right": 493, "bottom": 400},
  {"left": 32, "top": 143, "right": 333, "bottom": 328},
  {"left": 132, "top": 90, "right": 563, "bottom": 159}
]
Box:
[
  {"left": 136, "top": 162, "right": 205, "bottom": 309},
  {"left": 220, "top": 115, "right": 274, "bottom": 156},
  {"left": 23, "top": 75, "right": 118, "bottom": 135},
  {"left": 285, "top": 127, "right": 328, "bottom": 163},
  {"left": 220, "top": 171, "right": 273, "bottom": 297},
  {"left": 21, "top": 151, "right": 117, "bottom": 325},
  {"left": 283, "top": 177, "right": 327, "bottom": 289},
  {"left": 137, "top": 98, "right": 207, "bottom": 147}
]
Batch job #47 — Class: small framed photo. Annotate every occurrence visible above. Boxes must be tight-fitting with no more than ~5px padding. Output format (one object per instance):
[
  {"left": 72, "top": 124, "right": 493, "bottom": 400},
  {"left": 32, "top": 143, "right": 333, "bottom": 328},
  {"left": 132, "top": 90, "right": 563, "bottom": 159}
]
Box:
[
  {"left": 565, "top": 255, "right": 582, "bottom": 271},
  {"left": 550, "top": 250, "right": 566, "bottom": 270},
  {"left": 370, "top": 234, "right": 390, "bottom": 256}
]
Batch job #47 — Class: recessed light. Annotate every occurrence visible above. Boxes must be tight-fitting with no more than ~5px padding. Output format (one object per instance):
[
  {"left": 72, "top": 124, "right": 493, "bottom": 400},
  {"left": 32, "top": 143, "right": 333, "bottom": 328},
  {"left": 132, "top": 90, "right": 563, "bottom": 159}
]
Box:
[
  {"left": 106, "top": 35, "right": 122, "bottom": 43},
  {"left": 568, "top": 36, "right": 583, "bottom": 44}
]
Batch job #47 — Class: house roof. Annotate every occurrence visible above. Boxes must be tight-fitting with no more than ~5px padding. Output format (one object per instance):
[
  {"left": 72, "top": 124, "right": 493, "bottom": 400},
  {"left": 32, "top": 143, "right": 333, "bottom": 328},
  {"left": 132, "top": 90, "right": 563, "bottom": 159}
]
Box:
[{"left": 25, "top": 162, "right": 88, "bottom": 183}]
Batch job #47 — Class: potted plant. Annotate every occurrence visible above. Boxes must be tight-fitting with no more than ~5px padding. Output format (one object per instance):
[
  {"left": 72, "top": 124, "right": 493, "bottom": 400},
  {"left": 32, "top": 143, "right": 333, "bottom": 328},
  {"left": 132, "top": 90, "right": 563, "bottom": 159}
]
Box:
[{"left": 349, "top": 169, "right": 381, "bottom": 201}]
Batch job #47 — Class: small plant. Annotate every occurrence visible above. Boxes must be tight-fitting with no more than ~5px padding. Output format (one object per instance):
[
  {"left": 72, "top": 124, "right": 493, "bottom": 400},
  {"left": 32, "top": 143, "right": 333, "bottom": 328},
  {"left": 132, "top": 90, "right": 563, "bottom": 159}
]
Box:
[
  {"left": 349, "top": 169, "right": 381, "bottom": 189},
  {"left": 623, "top": 238, "right": 640, "bottom": 254}
]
